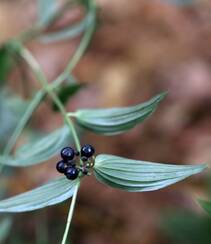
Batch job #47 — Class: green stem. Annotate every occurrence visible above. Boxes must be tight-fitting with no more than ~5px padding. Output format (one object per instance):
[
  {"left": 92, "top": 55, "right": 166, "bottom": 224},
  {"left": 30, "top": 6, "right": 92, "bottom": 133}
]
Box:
[
  {"left": 20, "top": 47, "right": 81, "bottom": 151},
  {"left": 2, "top": 2, "right": 96, "bottom": 243},
  {"left": 61, "top": 182, "right": 80, "bottom": 244},
  {"left": 21, "top": 46, "right": 82, "bottom": 244},
  {"left": 3, "top": 90, "right": 45, "bottom": 156},
  {"left": 3, "top": 3, "right": 96, "bottom": 156},
  {"left": 52, "top": 1, "right": 96, "bottom": 87}
]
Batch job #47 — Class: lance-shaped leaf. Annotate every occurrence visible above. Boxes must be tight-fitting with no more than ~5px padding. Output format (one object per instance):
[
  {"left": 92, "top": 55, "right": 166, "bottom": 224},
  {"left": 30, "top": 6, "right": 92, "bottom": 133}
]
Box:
[
  {"left": 0, "top": 126, "right": 72, "bottom": 167},
  {"left": 94, "top": 154, "right": 206, "bottom": 192},
  {"left": 71, "top": 92, "right": 166, "bottom": 135},
  {"left": 0, "top": 177, "right": 79, "bottom": 212},
  {"left": 198, "top": 199, "right": 211, "bottom": 215}
]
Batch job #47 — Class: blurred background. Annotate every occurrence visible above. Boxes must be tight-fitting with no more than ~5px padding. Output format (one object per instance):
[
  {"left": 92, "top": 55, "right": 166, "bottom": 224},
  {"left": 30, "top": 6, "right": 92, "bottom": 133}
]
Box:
[{"left": 1, "top": 0, "right": 211, "bottom": 243}]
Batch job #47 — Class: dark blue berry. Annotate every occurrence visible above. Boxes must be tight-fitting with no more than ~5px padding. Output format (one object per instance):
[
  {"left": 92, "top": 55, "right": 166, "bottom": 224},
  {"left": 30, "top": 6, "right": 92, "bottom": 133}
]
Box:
[
  {"left": 56, "top": 160, "right": 66, "bottom": 173},
  {"left": 61, "top": 147, "right": 75, "bottom": 161},
  {"left": 65, "top": 166, "right": 79, "bottom": 180},
  {"left": 80, "top": 144, "right": 95, "bottom": 158}
]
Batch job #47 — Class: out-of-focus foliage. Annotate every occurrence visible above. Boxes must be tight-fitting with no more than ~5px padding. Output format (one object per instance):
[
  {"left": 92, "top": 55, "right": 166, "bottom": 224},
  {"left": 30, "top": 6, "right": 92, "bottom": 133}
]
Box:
[
  {"left": 198, "top": 199, "right": 211, "bottom": 215},
  {"left": 37, "top": 0, "right": 58, "bottom": 27},
  {"left": 0, "top": 46, "right": 14, "bottom": 86},
  {"left": 0, "top": 92, "right": 28, "bottom": 151},
  {"left": 0, "top": 217, "right": 12, "bottom": 243},
  {"left": 53, "top": 78, "right": 83, "bottom": 111},
  {"left": 161, "top": 210, "right": 211, "bottom": 244},
  {"left": 0, "top": 126, "right": 73, "bottom": 167}
]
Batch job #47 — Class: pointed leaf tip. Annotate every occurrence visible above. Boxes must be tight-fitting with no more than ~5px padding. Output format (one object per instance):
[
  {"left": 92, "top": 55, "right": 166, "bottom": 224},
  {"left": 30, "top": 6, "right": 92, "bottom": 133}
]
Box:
[
  {"left": 0, "top": 177, "right": 79, "bottom": 212},
  {"left": 94, "top": 154, "right": 206, "bottom": 192},
  {"left": 73, "top": 92, "right": 167, "bottom": 135}
]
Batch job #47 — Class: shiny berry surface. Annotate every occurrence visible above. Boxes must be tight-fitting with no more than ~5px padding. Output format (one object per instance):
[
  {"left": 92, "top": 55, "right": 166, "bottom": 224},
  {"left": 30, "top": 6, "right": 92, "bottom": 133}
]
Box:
[
  {"left": 65, "top": 166, "right": 79, "bottom": 180},
  {"left": 56, "top": 160, "right": 66, "bottom": 173},
  {"left": 61, "top": 147, "right": 75, "bottom": 161},
  {"left": 80, "top": 144, "right": 95, "bottom": 158}
]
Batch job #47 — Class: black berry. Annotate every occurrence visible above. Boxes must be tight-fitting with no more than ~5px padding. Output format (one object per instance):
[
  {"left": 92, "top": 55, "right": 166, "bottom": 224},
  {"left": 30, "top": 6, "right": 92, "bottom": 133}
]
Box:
[
  {"left": 80, "top": 144, "right": 95, "bottom": 158},
  {"left": 65, "top": 166, "right": 79, "bottom": 180},
  {"left": 61, "top": 147, "right": 75, "bottom": 161},
  {"left": 56, "top": 160, "right": 66, "bottom": 173}
]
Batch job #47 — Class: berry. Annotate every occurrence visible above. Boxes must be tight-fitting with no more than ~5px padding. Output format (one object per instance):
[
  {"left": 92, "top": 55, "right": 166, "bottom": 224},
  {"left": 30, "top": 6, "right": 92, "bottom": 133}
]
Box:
[
  {"left": 61, "top": 147, "right": 75, "bottom": 161},
  {"left": 56, "top": 160, "right": 66, "bottom": 173},
  {"left": 75, "top": 150, "right": 80, "bottom": 156},
  {"left": 65, "top": 166, "right": 79, "bottom": 180},
  {"left": 80, "top": 144, "right": 95, "bottom": 158}
]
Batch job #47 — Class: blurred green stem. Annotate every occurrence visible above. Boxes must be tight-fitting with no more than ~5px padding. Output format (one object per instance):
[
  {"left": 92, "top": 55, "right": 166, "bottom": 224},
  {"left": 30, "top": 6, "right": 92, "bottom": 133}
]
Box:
[
  {"left": 3, "top": 6, "right": 95, "bottom": 156},
  {"left": 2, "top": 1, "right": 96, "bottom": 243},
  {"left": 20, "top": 47, "right": 81, "bottom": 151}
]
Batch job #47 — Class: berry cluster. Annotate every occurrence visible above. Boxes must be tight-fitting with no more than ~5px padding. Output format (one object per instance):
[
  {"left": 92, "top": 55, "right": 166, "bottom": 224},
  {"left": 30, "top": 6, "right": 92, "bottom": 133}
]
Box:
[{"left": 56, "top": 144, "right": 95, "bottom": 180}]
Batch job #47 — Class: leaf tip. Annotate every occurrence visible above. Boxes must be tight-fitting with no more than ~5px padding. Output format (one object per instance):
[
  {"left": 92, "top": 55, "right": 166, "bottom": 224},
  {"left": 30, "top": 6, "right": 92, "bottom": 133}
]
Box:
[{"left": 159, "top": 91, "right": 168, "bottom": 100}]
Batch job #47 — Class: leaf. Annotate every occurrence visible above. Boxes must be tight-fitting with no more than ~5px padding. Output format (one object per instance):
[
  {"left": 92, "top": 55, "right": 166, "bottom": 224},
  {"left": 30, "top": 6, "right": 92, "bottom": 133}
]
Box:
[
  {"left": 0, "top": 126, "right": 72, "bottom": 167},
  {"left": 0, "top": 177, "right": 79, "bottom": 212},
  {"left": 161, "top": 211, "right": 211, "bottom": 244},
  {"left": 0, "top": 46, "right": 14, "bottom": 86},
  {"left": 39, "top": 10, "right": 95, "bottom": 43},
  {"left": 37, "top": 0, "right": 58, "bottom": 26},
  {"left": 0, "top": 91, "right": 28, "bottom": 150},
  {"left": 72, "top": 92, "right": 167, "bottom": 135},
  {"left": 94, "top": 154, "right": 207, "bottom": 192},
  {"left": 198, "top": 199, "right": 211, "bottom": 215},
  {"left": 53, "top": 78, "right": 83, "bottom": 111},
  {"left": 0, "top": 217, "right": 12, "bottom": 242}
]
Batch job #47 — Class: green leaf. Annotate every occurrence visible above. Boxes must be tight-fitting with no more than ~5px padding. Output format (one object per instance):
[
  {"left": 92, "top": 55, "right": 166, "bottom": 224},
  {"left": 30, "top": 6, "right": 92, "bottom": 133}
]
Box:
[
  {"left": 72, "top": 92, "right": 167, "bottom": 135},
  {"left": 94, "top": 154, "right": 207, "bottom": 192},
  {"left": 0, "top": 46, "right": 14, "bottom": 86},
  {"left": 0, "top": 177, "right": 79, "bottom": 212},
  {"left": 0, "top": 217, "right": 12, "bottom": 242},
  {"left": 198, "top": 199, "right": 211, "bottom": 215},
  {"left": 0, "top": 126, "right": 72, "bottom": 167},
  {"left": 37, "top": 0, "right": 58, "bottom": 26},
  {"left": 0, "top": 92, "right": 28, "bottom": 150},
  {"left": 39, "top": 10, "right": 95, "bottom": 43},
  {"left": 53, "top": 78, "right": 83, "bottom": 111}
]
